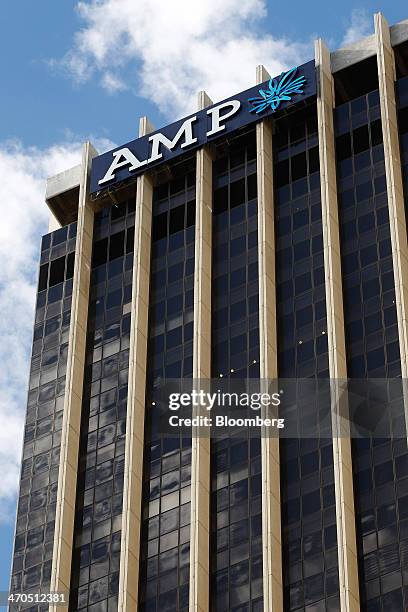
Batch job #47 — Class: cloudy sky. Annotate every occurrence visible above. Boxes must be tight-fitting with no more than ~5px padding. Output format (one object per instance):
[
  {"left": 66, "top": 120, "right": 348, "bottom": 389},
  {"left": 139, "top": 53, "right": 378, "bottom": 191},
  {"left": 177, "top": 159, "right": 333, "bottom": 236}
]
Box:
[{"left": 0, "top": 0, "right": 406, "bottom": 590}]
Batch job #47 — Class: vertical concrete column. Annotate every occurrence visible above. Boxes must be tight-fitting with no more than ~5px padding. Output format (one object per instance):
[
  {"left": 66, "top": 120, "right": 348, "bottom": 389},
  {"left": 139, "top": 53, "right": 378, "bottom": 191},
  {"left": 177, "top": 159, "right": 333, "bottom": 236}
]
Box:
[
  {"left": 50, "top": 142, "right": 98, "bottom": 609},
  {"left": 375, "top": 13, "right": 408, "bottom": 383},
  {"left": 256, "top": 65, "right": 283, "bottom": 612},
  {"left": 315, "top": 40, "right": 360, "bottom": 612},
  {"left": 189, "top": 90, "right": 213, "bottom": 612},
  {"left": 117, "top": 117, "right": 154, "bottom": 611},
  {"left": 49, "top": 212, "right": 61, "bottom": 232}
]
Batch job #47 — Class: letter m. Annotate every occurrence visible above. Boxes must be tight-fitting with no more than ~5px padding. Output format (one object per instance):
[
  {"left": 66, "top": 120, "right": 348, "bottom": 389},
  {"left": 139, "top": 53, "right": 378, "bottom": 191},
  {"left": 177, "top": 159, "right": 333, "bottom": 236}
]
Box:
[{"left": 148, "top": 116, "right": 198, "bottom": 163}]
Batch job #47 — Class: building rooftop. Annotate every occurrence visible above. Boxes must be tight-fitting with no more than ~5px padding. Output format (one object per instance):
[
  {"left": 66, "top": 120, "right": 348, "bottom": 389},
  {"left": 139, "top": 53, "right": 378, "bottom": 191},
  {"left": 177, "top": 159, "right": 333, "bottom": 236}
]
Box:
[{"left": 45, "top": 14, "right": 408, "bottom": 228}]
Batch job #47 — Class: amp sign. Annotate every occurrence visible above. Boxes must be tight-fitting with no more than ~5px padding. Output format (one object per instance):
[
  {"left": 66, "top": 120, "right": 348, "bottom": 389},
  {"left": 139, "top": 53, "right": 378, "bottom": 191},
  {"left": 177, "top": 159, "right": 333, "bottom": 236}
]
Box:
[{"left": 90, "top": 60, "right": 316, "bottom": 195}]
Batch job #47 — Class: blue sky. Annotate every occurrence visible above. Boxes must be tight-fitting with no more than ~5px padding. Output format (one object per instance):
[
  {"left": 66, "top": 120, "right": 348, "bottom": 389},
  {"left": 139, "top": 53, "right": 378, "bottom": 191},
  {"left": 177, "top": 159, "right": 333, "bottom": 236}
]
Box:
[
  {"left": 0, "top": 0, "right": 407, "bottom": 595},
  {"left": 1, "top": 1, "right": 406, "bottom": 149}
]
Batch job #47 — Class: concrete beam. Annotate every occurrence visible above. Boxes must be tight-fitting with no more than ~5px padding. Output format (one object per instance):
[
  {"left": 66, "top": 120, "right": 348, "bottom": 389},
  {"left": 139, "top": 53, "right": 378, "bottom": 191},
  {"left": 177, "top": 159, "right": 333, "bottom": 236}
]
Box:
[
  {"left": 49, "top": 142, "right": 98, "bottom": 610},
  {"left": 117, "top": 116, "right": 154, "bottom": 611},
  {"left": 315, "top": 39, "right": 360, "bottom": 612},
  {"left": 46, "top": 164, "right": 82, "bottom": 226},
  {"left": 189, "top": 89, "right": 213, "bottom": 612},
  {"left": 390, "top": 18, "right": 408, "bottom": 47},
  {"left": 331, "top": 35, "right": 376, "bottom": 73},
  {"left": 48, "top": 212, "right": 61, "bottom": 232},
  {"left": 330, "top": 16, "right": 408, "bottom": 74},
  {"left": 256, "top": 64, "right": 283, "bottom": 612}
]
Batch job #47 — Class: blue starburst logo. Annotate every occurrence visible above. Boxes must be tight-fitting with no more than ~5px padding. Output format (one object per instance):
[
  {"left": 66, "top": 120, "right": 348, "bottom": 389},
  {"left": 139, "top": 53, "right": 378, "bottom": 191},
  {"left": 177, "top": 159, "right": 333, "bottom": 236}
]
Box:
[{"left": 248, "top": 67, "right": 306, "bottom": 114}]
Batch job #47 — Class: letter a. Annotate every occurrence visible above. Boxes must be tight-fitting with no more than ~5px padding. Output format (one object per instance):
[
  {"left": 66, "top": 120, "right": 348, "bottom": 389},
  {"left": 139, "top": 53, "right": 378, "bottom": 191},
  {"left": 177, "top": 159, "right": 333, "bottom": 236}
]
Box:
[{"left": 98, "top": 147, "right": 147, "bottom": 185}]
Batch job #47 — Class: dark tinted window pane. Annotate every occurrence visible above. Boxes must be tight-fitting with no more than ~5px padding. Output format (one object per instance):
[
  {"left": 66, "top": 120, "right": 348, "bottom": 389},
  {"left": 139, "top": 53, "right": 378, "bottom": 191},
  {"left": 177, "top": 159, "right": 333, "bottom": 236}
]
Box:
[
  {"left": 336, "top": 133, "right": 352, "bottom": 160},
  {"left": 66, "top": 252, "right": 75, "bottom": 280},
  {"left": 213, "top": 186, "right": 228, "bottom": 214},
  {"left": 309, "top": 147, "right": 319, "bottom": 173},
  {"left": 109, "top": 231, "right": 125, "bottom": 260},
  {"left": 353, "top": 125, "right": 370, "bottom": 154},
  {"left": 230, "top": 179, "right": 245, "bottom": 208},
  {"left": 153, "top": 212, "right": 168, "bottom": 242},
  {"left": 170, "top": 205, "right": 185, "bottom": 234},
  {"left": 39, "top": 263, "right": 49, "bottom": 292},
  {"left": 291, "top": 152, "right": 307, "bottom": 181},
  {"left": 248, "top": 174, "right": 257, "bottom": 200},
  {"left": 370, "top": 119, "right": 383, "bottom": 146},
  {"left": 52, "top": 226, "right": 68, "bottom": 246},
  {"left": 93, "top": 239, "right": 108, "bottom": 267},
  {"left": 126, "top": 226, "right": 135, "bottom": 253},
  {"left": 49, "top": 257, "right": 65, "bottom": 287},
  {"left": 186, "top": 201, "right": 196, "bottom": 227},
  {"left": 275, "top": 159, "right": 290, "bottom": 187}
]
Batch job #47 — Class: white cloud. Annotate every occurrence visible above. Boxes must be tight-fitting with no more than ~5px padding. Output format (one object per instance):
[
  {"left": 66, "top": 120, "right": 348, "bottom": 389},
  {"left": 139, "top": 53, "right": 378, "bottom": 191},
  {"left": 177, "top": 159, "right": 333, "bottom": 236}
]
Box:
[
  {"left": 0, "top": 137, "right": 113, "bottom": 524},
  {"left": 61, "top": 0, "right": 312, "bottom": 118},
  {"left": 341, "top": 8, "right": 372, "bottom": 47},
  {"left": 0, "top": 140, "right": 81, "bottom": 523},
  {"left": 101, "top": 71, "right": 127, "bottom": 93}
]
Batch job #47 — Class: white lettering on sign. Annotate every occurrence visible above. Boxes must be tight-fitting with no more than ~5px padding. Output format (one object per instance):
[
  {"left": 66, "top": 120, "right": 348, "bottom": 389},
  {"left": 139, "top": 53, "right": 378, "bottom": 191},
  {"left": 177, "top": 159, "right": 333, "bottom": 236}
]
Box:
[
  {"left": 98, "top": 99, "right": 241, "bottom": 186},
  {"left": 98, "top": 148, "right": 147, "bottom": 185},
  {"left": 206, "top": 100, "right": 241, "bottom": 136},
  {"left": 148, "top": 116, "right": 198, "bottom": 163}
]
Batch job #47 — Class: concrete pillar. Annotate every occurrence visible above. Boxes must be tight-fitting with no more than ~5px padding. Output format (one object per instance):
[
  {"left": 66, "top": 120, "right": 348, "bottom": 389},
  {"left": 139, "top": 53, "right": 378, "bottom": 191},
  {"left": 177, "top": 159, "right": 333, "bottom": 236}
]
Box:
[
  {"left": 189, "top": 90, "right": 213, "bottom": 612},
  {"left": 48, "top": 212, "right": 61, "bottom": 232},
  {"left": 315, "top": 40, "right": 360, "bottom": 611},
  {"left": 256, "top": 65, "right": 283, "bottom": 612},
  {"left": 375, "top": 13, "right": 408, "bottom": 384},
  {"left": 49, "top": 142, "right": 98, "bottom": 609},
  {"left": 117, "top": 117, "right": 154, "bottom": 611}
]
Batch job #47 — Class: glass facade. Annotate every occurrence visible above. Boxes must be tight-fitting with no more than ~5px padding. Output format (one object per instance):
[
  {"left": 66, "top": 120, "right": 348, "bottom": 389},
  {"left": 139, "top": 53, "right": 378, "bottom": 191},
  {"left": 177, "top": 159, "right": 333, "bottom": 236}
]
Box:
[
  {"left": 138, "top": 160, "right": 196, "bottom": 612},
  {"left": 69, "top": 201, "right": 135, "bottom": 611},
  {"left": 335, "top": 88, "right": 408, "bottom": 610},
  {"left": 210, "top": 129, "right": 263, "bottom": 611},
  {"left": 11, "top": 222, "right": 77, "bottom": 610},
  {"left": 274, "top": 106, "right": 340, "bottom": 611}
]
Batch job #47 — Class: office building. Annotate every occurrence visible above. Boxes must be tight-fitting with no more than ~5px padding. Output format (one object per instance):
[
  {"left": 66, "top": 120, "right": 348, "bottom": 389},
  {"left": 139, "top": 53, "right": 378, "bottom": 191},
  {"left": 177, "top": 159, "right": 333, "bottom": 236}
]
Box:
[{"left": 10, "top": 12, "right": 408, "bottom": 612}]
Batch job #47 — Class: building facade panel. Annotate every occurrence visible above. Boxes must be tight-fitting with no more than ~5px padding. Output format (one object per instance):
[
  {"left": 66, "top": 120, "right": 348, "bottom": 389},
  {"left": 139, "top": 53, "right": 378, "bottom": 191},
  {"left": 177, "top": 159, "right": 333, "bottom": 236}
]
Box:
[
  {"left": 274, "top": 103, "right": 341, "bottom": 611},
  {"left": 335, "top": 82, "right": 408, "bottom": 609},
  {"left": 210, "top": 129, "right": 263, "bottom": 611},
  {"left": 69, "top": 200, "right": 136, "bottom": 611},
  {"left": 138, "top": 160, "right": 196, "bottom": 612},
  {"left": 11, "top": 222, "right": 77, "bottom": 608}
]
